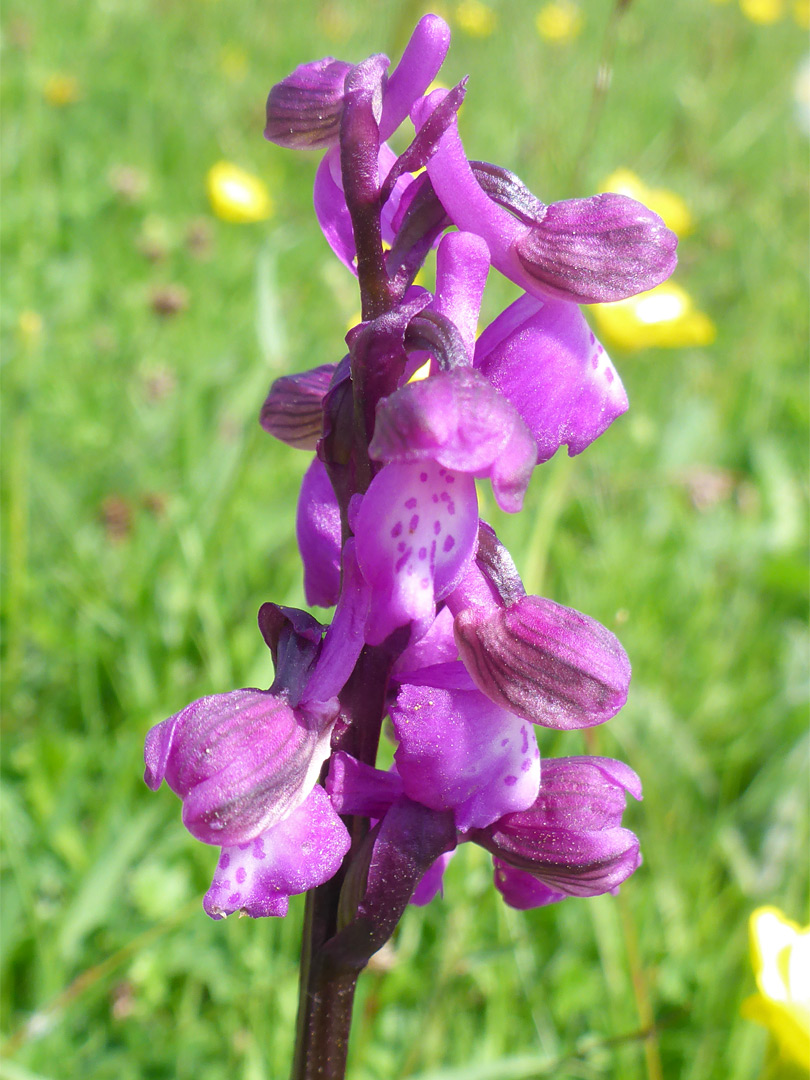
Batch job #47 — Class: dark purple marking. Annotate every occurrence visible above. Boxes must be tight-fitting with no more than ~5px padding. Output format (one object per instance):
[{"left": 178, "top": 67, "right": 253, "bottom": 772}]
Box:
[
  {"left": 443, "top": 534, "right": 455, "bottom": 553},
  {"left": 591, "top": 354, "right": 599, "bottom": 369},
  {"left": 432, "top": 493, "right": 440, "bottom": 503},
  {"left": 440, "top": 491, "right": 449, "bottom": 502},
  {"left": 236, "top": 867, "right": 247, "bottom": 884},
  {"left": 405, "top": 497, "right": 417, "bottom": 509},
  {"left": 597, "top": 344, "right": 604, "bottom": 355},
  {"left": 395, "top": 546, "right": 413, "bottom": 572},
  {"left": 391, "top": 521, "right": 403, "bottom": 538},
  {"left": 445, "top": 474, "right": 455, "bottom": 484},
  {"left": 398, "top": 541, "right": 406, "bottom": 552},
  {"left": 220, "top": 854, "right": 230, "bottom": 870},
  {"left": 409, "top": 514, "right": 420, "bottom": 531},
  {"left": 504, "top": 775, "right": 518, "bottom": 787},
  {"left": 521, "top": 758, "right": 532, "bottom": 772},
  {"left": 418, "top": 546, "right": 427, "bottom": 560},
  {"left": 521, "top": 727, "right": 529, "bottom": 754},
  {"left": 420, "top": 472, "right": 428, "bottom": 482},
  {"left": 500, "top": 737, "right": 509, "bottom": 747},
  {"left": 253, "top": 836, "right": 267, "bottom": 859},
  {"left": 433, "top": 521, "right": 441, "bottom": 535},
  {"left": 606, "top": 368, "right": 614, "bottom": 383},
  {"left": 228, "top": 892, "right": 242, "bottom": 905}
]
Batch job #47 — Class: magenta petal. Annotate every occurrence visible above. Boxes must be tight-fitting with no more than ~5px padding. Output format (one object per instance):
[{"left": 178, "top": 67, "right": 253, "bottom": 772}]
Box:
[
  {"left": 203, "top": 785, "right": 351, "bottom": 919},
  {"left": 411, "top": 850, "right": 454, "bottom": 906},
  {"left": 393, "top": 605, "right": 458, "bottom": 678},
  {"left": 391, "top": 674, "right": 541, "bottom": 831},
  {"left": 296, "top": 457, "right": 342, "bottom": 608},
  {"left": 379, "top": 14, "right": 451, "bottom": 140},
  {"left": 454, "top": 594, "right": 631, "bottom": 730},
  {"left": 314, "top": 148, "right": 357, "bottom": 272},
  {"left": 431, "top": 231, "right": 490, "bottom": 359},
  {"left": 514, "top": 193, "right": 678, "bottom": 304},
  {"left": 264, "top": 58, "right": 353, "bottom": 150},
  {"left": 144, "top": 689, "right": 335, "bottom": 846},
  {"left": 325, "top": 752, "right": 403, "bottom": 818},
  {"left": 475, "top": 293, "right": 627, "bottom": 463},
  {"left": 493, "top": 861, "right": 567, "bottom": 908},
  {"left": 354, "top": 461, "right": 478, "bottom": 645},
  {"left": 369, "top": 368, "right": 537, "bottom": 513}
]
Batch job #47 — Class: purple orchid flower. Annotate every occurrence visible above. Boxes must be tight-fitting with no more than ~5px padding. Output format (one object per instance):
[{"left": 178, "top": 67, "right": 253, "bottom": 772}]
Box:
[{"left": 148, "top": 18, "right": 678, "bottom": 1073}]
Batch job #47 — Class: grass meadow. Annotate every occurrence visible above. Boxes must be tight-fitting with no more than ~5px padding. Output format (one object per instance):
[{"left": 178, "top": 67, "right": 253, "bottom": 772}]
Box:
[{"left": 1, "top": 0, "right": 808, "bottom": 1077}]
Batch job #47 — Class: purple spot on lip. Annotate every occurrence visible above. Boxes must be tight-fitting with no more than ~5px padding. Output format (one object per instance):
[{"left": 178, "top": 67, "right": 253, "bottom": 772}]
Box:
[
  {"left": 500, "top": 738, "right": 509, "bottom": 747},
  {"left": 591, "top": 354, "right": 599, "bottom": 369},
  {"left": 521, "top": 727, "right": 529, "bottom": 754},
  {"left": 418, "top": 547, "right": 427, "bottom": 559},
  {"left": 397, "top": 541, "right": 406, "bottom": 552},
  {"left": 236, "top": 867, "right": 247, "bottom": 884},
  {"left": 405, "top": 497, "right": 417, "bottom": 509},
  {"left": 433, "top": 521, "right": 441, "bottom": 535},
  {"left": 220, "top": 854, "right": 230, "bottom": 869},
  {"left": 504, "top": 775, "right": 518, "bottom": 786},
  {"left": 395, "top": 547, "right": 413, "bottom": 572},
  {"left": 521, "top": 758, "right": 532, "bottom": 772},
  {"left": 440, "top": 491, "right": 449, "bottom": 502},
  {"left": 445, "top": 474, "right": 455, "bottom": 484},
  {"left": 409, "top": 514, "right": 420, "bottom": 531},
  {"left": 252, "top": 837, "right": 266, "bottom": 859},
  {"left": 228, "top": 892, "right": 241, "bottom": 905},
  {"left": 606, "top": 368, "right": 614, "bottom": 383},
  {"left": 420, "top": 472, "right": 428, "bottom": 482},
  {"left": 589, "top": 331, "right": 596, "bottom": 344},
  {"left": 443, "top": 534, "right": 455, "bottom": 552},
  {"left": 432, "top": 494, "right": 439, "bottom": 503},
  {"left": 391, "top": 521, "right": 403, "bottom": 538}
]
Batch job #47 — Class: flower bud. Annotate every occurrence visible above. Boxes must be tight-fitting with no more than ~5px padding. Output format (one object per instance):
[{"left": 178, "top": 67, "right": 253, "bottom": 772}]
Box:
[
  {"left": 514, "top": 193, "right": 678, "bottom": 304},
  {"left": 264, "top": 58, "right": 353, "bottom": 150},
  {"left": 454, "top": 594, "right": 631, "bottom": 729},
  {"left": 144, "top": 689, "right": 336, "bottom": 846}
]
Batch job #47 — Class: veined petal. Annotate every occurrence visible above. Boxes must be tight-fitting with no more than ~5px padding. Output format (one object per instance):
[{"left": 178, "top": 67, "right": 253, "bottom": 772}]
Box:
[
  {"left": 203, "top": 785, "right": 351, "bottom": 919},
  {"left": 354, "top": 460, "right": 478, "bottom": 645},
  {"left": 475, "top": 293, "right": 627, "bottom": 463},
  {"left": 296, "top": 457, "right": 342, "bottom": 608},
  {"left": 391, "top": 669, "right": 541, "bottom": 831},
  {"left": 514, "top": 193, "right": 678, "bottom": 304},
  {"left": 454, "top": 594, "right": 631, "bottom": 729},
  {"left": 144, "top": 689, "right": 336, "bottom": 846},
  {"left": 369, "top": 368, "right": 537, "bottom": 513},
  {"left": 259, "top": 364, "right": 334, "bottom": 449},
  {"left": 264, "top": 58, "right": 353, "bottom": 150}
]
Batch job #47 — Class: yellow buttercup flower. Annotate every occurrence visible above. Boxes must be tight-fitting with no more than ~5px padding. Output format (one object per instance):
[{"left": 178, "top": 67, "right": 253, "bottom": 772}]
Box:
[
  {"left": 535, "top": 1, "right": 583, "bottom": 43},
  {"left": 455, "top": 0, "right": 496, "bottom": 37},
  {"left": 590, "top": 282, "right": 715, "bottom": 350},
  {"left": 206, "top": 162, "right": 273, "bottom": 224},
  {"left": 740, "top": 0, "right": 784, "bottom": 22},
  {"left": 742, "top": 907, "right": 810, "bottom": 1071},
  {"left": 43, "top": 74, "right": 80, "bottom": 106},
  {"left": 599, "top": 168, "right": 693, "bottom": 238}
]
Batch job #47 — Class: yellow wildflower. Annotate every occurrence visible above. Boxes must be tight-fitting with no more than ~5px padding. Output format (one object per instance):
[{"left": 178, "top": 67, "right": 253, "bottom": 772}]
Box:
[
  {"left": 18, "top": 310, "right": 43, "bottom": 347},
  {"left": 794, "top": 0, "right": 810, "bottom": 27},
  {"left": 535, "top": 1, "right": 583, "bottom": 43},
  {"left": 42, "top": 74, "right": 80, "bottom": 106},
  {"left": 590, "top": 282, "right": 715, "bottom": 350},
  {"left": 739, "top": 0, "right": 784, "bottom": 22},
  {"left": 455, "top": 0, "right": 496, "bottom": 37},
  {"left": 599, "top": 168, "right": 693, "bottom": 238},
  {"left": 206, "top": 162, "right": 273, "bottom": 224},
  {"left": 742, "top": 907, "right": 810, "bottom": 1071}
]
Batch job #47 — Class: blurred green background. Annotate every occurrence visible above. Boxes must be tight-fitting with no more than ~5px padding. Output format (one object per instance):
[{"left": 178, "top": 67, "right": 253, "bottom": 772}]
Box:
[{"left": 1, "top": 0, "right": 808, "bottom": 1077}]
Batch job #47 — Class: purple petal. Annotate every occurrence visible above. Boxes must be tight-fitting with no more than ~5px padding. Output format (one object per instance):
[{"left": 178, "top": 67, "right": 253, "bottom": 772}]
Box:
[
  {"left": 264, "top": 58, "right": 353, "bottom": 150},
  {"left": 379, "top": 14, "right": 451, "bottom": 140},
  {"left": 259, "top": 364, "right": 334, "bottom": 449},
  {"left": 203, "top": 785, "right": 351, "bottom": 919},
  {"left": 391, "top": 674, "right": 541, "bottom": 831},
  {"left": 301, "top": 539, "right": 369, "bottom": 705},
  {"left": 393, "top": 605, "right": 458, "bottom": 679},
  {"left": 431, "top": 232, "right": 490, "bottom": 360},
  {"left": 144, "top": 689, "right": 335, "bottom": 846},
  {"left": 454, "top": 594, "right": 631, "bottom": 730},
  {"left": 369, "top": 368, "right": 537, "bottom": 513},
  {"left": 514, "top": 194, "right": 678, "bottom": 304},
  {"left": 354, "top": 460, "right": 478, "bottom": 645},
  {"left": 493, "top": 861, "right": 567, "bottom": 908},
  {"left": 325, "top": 751, "right": 403, "bottom": 818},
  {"left": 475, "top": 293, "right": 627, "bottom": 464},
  {"left": 411, "top": 851, "right": 454, "bottom": 906},
  {"left": 296, "top": 457, "right": 342, "bottom": 608}
]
